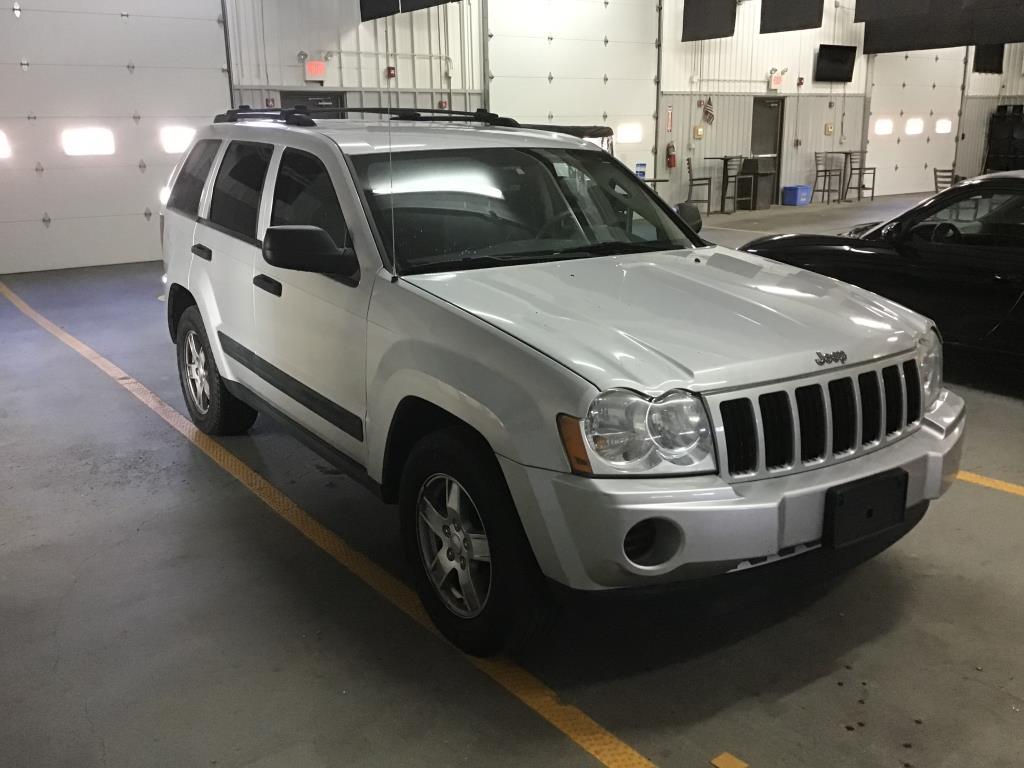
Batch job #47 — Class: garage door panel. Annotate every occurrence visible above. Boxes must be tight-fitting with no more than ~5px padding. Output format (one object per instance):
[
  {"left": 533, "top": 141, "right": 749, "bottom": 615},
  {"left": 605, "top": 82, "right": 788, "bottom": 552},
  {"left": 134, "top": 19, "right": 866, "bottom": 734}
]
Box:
[
  {"left": 0, "top": 0, "right": 225, "bottom": 272},
  {"left": 0, "top": 15, "right": 224, "bottom": 68},
  {"left": 490, "top": 78, "right": 552, "bottom": 117},
  {"left": 0, "top": 217, "right": 160, "bottom": 274},
  {"left": 604, "top": 42, "right": 657, "bottom": 79},
  {"left": 0, "top": 167, "right": 172, "bottom": 222},
  {"left": 489, "top": 37, "right": 551, "bottom": 78}
]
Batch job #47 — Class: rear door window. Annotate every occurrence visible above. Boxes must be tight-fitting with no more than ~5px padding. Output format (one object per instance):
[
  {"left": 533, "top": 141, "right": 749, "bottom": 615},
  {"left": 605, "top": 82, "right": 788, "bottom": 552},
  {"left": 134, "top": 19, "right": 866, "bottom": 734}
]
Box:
[
  {"left": 208, "top": 141, "right": 274, "bottom": 241},
  {"left": 270, "top": 149, "right": 349, "bottom": 248},
  {"left": 167, "top": 139, "right": 220, "bottom": 217}
]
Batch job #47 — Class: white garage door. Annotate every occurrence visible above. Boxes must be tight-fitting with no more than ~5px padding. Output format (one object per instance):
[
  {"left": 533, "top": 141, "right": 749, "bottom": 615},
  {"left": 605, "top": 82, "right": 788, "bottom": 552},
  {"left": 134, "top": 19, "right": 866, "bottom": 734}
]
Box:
[
  {"left": 486, "top": 0, "right": 659, "bottom": 175},
  {"left": 0, "top": 1, "right": 229, "bottom": 274},
  {"left": 866, "top": 48, "right": 964, "bottom": 196}
]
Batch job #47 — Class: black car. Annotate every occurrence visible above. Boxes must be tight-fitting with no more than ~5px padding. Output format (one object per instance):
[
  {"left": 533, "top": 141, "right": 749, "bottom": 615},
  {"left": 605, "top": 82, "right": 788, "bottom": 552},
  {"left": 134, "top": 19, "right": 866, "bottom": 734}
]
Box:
[{"left": 739, "top": 172, "right": 1024, "bottom": 376}]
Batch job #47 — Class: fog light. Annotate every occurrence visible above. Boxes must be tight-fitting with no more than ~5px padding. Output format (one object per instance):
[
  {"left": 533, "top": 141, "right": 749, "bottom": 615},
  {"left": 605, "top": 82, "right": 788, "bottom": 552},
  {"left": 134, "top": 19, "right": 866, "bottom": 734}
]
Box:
[{"left": 623, "top": 518, "right": 682, "bottom": 567}]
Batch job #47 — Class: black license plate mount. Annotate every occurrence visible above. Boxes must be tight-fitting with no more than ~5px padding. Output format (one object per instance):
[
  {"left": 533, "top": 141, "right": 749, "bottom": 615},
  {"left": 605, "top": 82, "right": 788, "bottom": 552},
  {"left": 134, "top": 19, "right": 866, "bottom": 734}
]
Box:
[{"left": 824, "top": 469, "right": 909, "bottom": 549}]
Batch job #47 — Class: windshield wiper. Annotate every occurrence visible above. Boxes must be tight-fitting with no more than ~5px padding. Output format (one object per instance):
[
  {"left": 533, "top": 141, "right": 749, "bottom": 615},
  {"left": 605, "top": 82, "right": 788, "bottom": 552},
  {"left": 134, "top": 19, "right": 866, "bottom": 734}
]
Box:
[{"left": 551, "top": 239, "right": 685, "bottom": 257}]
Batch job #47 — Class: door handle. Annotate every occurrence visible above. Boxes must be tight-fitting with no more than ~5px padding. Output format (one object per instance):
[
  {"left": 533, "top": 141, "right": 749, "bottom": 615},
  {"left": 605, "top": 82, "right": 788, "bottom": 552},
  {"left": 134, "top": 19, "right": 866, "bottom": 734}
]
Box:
[
  {"left": 191, "top": 243, "right": 212, "bottom": 261},
  {"left": 253, "top": 274, "right": 282, "bottom": 297}
]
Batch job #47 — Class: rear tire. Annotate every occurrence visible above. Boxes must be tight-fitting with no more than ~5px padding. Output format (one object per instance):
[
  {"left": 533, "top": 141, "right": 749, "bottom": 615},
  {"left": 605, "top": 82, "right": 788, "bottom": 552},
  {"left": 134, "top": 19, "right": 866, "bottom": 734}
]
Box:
[
  {"left": 175, "top": 306, "right": 257, "bottom": 435},
  {"left": 400, "top": 426, "right": 553, "bottom": 656}
]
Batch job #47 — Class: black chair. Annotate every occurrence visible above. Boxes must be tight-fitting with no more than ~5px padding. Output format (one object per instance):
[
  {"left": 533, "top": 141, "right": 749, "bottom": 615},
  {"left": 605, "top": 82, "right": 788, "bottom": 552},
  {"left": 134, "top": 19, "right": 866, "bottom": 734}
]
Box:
[
  {"left": 685, "top": 157, "right": 712, "bottom": 215},
  {"left": 812, "top": 152, "right": 842, "bottom": 204},
  {"left": 934, "top": 168, "right": 955, "bottom": 192},
  {"left": 845, "top": 151, "right": 876, "bottom": 201},
  {"left": 723, "top": 157, "right": 753, "bottom": 213}
]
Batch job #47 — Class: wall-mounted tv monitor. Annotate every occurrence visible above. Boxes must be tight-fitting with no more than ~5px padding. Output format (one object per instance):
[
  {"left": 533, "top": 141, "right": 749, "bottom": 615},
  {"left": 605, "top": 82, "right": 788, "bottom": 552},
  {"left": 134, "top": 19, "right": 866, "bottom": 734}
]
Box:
[{"left": 814, "top": 45, "right": 857, "bottom": 82}]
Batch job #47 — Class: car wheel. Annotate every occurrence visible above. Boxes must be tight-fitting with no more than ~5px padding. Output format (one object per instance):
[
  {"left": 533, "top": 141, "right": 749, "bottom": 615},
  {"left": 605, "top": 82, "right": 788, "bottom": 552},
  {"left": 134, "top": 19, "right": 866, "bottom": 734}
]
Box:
[
  {"left": 175, "top": 306, "right": 257, "bottom": 435},
  {"left": 400, "top": 426, "right": 553, "bottom": 656}
]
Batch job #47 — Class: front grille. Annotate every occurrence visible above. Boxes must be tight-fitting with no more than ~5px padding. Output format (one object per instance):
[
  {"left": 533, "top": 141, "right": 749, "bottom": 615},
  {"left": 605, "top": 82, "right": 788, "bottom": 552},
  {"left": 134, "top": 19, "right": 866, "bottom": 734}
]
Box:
[{"left": 712, "top": 354, "right": 923, "bottom": 480}]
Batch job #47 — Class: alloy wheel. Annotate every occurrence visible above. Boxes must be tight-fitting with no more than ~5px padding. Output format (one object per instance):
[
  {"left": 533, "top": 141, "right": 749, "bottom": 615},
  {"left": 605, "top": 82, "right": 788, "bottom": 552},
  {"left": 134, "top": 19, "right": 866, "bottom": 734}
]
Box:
[{"left": 183, "top": 330, "right": 211, "bottom": 415}]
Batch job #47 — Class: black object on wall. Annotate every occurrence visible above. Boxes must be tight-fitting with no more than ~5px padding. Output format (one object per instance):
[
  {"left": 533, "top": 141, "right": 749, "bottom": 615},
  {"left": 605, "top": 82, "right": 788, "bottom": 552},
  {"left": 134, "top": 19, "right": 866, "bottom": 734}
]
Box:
[
  {"left": 854, "top": 0, "right": 930, "bottom": 22},
  {"left": 863, "top": 5, "right": 1024, "bottom": 53},
  {"left": 760, "top": 0, "right": 824, "bottom": 34},
  {"left": 973, "top": 44, "right": 1005, "bottom": 74},
  {"left": 360, "top": 0, "right": 457, "bottom": 22},
  {"left": 814, "top": 45, "right": 857, "bottom": 83},
  {"left": 983, "top": 107, "right": 1024, "bottom": 173},
  {"left": 682, "top": 0, "right": 737, "bottom": 41}
]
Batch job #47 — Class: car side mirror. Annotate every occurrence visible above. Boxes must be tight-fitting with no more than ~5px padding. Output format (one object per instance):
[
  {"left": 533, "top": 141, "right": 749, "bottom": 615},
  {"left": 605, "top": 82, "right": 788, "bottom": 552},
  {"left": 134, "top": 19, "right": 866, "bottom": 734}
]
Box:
[
  {"left": 262, "top": 225, "right": 360, "bottom": 285},
  {"left": 880, "top": 221, "right": 904, "bottom": 243},
  {"left": 674, "top": 201, "right": 703, "bottom": 233}
]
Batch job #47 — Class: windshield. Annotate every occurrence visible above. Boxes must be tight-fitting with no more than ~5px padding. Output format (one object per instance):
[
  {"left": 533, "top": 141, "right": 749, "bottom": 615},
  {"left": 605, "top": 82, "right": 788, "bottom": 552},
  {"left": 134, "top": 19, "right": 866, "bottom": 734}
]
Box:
[{"left": 350, "top": 147, "right": 697, "bottom": 275}]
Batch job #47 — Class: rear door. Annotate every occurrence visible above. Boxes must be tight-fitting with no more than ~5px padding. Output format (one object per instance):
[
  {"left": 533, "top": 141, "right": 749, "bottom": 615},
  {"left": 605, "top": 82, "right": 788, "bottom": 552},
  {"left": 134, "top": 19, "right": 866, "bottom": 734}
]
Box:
[
  {"left": 193, "top": 140, "right": 274, "bottom": 376},
  {"left": 249, "top": 145, "right": 372, "bottom": 461},
  {"left": 163, "top": 138, "right": 220, "bottom": 280}
]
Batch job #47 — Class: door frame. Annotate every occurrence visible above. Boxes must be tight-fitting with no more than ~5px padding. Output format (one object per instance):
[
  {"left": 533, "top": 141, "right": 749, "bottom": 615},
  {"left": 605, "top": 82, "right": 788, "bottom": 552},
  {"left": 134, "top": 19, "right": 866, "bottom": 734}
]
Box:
[{"left": 751, "top": 96, "right": 785, "bottom": 204}]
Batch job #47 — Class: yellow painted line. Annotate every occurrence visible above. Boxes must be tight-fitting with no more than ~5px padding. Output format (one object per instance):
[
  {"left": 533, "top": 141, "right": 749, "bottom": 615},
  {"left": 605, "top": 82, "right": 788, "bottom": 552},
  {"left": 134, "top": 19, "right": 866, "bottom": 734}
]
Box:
[
  {"left": 957, "top": 470, "right": 1024, "bottom": 499},
  {"left": 0, "top": 279, "right": 657, "bottom": 768},
  {"left": 711, "top": 753, "right": 750, "bottom": 768}
]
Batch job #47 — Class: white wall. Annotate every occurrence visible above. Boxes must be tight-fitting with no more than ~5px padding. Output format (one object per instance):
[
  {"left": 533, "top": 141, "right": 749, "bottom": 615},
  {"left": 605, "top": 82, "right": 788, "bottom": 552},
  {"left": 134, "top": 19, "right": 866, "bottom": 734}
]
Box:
[
  {"left": 0, "top": 0, "right": 229, "bottom": 274},
  {"left": 224, "top": 0, "right": 483, "bottom": 111},
  {"left": 486, "top": 0, "right": 660, "bottom": 174},
  {"left": 662, "top": 0, "right": 865, "bottom": 96}
]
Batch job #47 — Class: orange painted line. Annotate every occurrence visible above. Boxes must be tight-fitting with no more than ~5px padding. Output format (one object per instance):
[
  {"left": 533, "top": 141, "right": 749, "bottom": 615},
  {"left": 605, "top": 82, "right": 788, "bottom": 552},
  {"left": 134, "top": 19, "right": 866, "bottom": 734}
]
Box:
[
  {"left": 711, "top": 753, "right": 750, "bottom": 768},
  {"left": 957, "top": 470, "right": 1024, "bottom": 499},
  {"left": 0, "top": 279, "right": 658, "bottom": 768}
]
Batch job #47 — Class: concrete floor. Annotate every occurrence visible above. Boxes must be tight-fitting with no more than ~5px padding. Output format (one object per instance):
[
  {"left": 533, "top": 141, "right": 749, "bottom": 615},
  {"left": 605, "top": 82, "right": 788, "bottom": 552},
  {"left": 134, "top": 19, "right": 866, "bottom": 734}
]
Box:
[{"left": 2, "top": 196, "right": 1023, "bottom": 767}]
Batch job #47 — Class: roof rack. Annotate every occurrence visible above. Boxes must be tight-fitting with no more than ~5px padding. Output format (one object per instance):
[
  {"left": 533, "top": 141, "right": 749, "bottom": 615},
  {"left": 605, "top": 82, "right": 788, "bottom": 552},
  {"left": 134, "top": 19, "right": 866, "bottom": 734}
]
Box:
[{"left": 213, "top": 104, "right": 521, "bottom": 128}]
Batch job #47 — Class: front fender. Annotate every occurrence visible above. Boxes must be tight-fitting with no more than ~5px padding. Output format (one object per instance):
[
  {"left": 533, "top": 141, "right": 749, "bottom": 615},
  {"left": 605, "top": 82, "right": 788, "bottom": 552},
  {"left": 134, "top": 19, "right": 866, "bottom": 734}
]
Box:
[{"left": 365, "top": 273, "right": 597, "bottom": 482}]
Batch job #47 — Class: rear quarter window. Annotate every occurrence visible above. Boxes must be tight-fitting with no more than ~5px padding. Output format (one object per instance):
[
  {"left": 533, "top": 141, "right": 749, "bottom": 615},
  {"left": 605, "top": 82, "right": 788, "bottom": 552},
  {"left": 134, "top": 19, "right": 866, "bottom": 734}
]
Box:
[{"left": 167, "top": 139, "right": 220, "bottom": 217}]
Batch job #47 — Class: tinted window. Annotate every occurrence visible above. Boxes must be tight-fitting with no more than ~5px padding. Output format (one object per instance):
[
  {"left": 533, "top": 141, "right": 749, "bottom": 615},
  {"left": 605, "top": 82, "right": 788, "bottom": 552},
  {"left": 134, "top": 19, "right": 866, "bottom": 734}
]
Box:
[
  {"left": 167, "top": 139, "right": 220, "bottom": 217},
  {"left": 271, "top": 149, "right": 348, "bottom": 248},
  {"left": 209, "top": 141, "right": 273, "bottom": 240},
  {"left": 350, "top": 148, "right": 694, "bottom": 274},
  {"left": 912, "top": 190, "right": 1024, "bottom": 248}
]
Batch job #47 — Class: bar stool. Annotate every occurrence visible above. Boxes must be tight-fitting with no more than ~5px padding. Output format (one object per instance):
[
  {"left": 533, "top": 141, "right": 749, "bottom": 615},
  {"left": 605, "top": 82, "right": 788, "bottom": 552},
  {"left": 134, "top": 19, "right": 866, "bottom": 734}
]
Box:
[
  {"left": 845, "top": 151, "right": 876, "bottom": 201},
  {"left": 934, "top": 168, "right": 955, "bottom": 192},
  {"left": 685, "top": 157, "right": 712, "bottom": 215},
  {"left": 723, "top": 157, "right": 753, "bottom": 213},
  {"left": 813, "top": 152, "right": 842, "bottom": 204}
]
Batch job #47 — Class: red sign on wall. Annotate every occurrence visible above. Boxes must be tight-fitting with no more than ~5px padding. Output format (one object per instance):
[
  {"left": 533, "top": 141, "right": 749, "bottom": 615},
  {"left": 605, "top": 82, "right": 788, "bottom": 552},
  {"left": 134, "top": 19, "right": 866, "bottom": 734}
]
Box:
[{"left": 304, "top": 59, "right": 327, "bottom": 82}]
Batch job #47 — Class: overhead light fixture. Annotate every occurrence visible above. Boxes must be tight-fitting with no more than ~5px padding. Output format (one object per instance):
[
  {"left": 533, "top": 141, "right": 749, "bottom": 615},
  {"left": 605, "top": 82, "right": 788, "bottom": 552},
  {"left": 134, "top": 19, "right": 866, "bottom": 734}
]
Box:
[
  {"left": 0, "top": 130, "right": 11, "bottom": 158},
  {"left": 905, "top": 117, "right": 924, "bottom": 136},
  {"left": 617, "top": 123, "right": 643, "bottom": 144},
  {"left": 61, "top": 127, "right": 115, "bottom": 156},
  {"left": 159, "top": 125, "right": 195, "bottom": 154},
  {"left": 874, "top": 118, "right": 894, "bottom": 136}
]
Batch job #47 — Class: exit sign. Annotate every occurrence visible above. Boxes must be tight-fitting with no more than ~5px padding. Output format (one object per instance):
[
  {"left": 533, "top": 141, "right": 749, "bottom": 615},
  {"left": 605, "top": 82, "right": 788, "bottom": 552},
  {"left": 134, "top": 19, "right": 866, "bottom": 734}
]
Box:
[{"left": 304, "top": 59, "right": 327, "bottom": 82}]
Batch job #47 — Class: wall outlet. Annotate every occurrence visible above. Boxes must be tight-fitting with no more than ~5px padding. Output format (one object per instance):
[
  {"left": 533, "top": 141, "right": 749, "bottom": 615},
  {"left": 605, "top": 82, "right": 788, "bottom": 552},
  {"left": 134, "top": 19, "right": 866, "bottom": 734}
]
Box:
[
  {"left": 693, "top": 125, "right": 705, "bottom": 140},
  {"left": 824, "top": 122, "right": 835, "bottom": 136}
]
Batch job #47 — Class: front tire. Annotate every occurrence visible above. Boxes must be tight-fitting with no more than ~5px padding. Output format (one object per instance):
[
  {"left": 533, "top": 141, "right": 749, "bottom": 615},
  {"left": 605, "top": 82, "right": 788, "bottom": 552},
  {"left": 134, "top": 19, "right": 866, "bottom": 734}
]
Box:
[
  {"left": 400, "top": 427, "right": 553, "bottom": 656},
  {"left": 175, "top": 306, "right": 257, "bottom": 435}
]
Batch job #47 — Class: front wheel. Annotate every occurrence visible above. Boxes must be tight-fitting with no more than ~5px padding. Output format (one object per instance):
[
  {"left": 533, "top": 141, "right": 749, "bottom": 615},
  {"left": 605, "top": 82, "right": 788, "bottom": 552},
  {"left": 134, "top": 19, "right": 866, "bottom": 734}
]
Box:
[
  {"left": 400, "top": 427, "right": 553, "bottom": 656},
  {"left": 175, "top": 306, "right": 257, "bottom": 435}
]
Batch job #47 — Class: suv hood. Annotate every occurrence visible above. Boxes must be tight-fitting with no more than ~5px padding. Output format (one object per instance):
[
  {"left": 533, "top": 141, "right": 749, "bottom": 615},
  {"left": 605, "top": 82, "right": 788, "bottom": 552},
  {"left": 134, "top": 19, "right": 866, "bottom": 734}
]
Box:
[{"left": 404, "top": 247, "right": 929, "bottom": 394}]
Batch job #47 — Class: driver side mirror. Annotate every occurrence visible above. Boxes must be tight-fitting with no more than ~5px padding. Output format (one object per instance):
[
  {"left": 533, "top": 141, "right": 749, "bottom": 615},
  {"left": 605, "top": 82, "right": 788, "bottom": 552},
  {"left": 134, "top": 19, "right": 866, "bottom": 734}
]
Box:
[
  {"left": 674, "top": 202, "right": 703, "bottom": 233},
  {"left": 262, "top": 225, "right": 360, "bottom": 285},
  {"left": 880, "top": 221, "right": 904, "bottom": 242}
]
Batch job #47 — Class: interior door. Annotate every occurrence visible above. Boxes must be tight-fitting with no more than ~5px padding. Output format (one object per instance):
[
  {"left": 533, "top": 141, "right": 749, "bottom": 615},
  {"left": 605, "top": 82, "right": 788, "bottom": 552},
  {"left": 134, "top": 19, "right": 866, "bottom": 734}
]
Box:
[
  {"left": 251, "top": 146, "right": 372, "bottom": 461},
  {"left": 751, "top": 97, "right": 783, "bottom": 203},
  {"left": 889, "top": 185, "right": 1024, "bottom": 346}
]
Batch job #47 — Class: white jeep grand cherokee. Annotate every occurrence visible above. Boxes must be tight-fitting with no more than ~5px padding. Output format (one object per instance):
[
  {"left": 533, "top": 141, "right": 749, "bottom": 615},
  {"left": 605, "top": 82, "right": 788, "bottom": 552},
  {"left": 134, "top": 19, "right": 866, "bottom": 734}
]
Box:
[{"left": 162, "top": 106, "right": 965, "bottom": 656}]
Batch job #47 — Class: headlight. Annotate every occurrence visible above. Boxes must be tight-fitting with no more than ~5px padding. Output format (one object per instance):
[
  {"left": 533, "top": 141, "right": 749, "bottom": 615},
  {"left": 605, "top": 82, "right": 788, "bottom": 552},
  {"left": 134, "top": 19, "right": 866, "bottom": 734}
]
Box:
[
  {"left": 558, "top": 389, "right": 716, "bottom": 476},
  {"left": 918, "top": 328, "right": 943, "bottom": 410}
]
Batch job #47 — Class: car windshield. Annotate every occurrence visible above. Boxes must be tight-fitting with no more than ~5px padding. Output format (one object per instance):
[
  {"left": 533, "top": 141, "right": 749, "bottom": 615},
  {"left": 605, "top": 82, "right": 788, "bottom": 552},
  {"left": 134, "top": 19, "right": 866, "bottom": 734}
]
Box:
[{"left": 350, "top": 147, "right": 696, "bottom": 274}]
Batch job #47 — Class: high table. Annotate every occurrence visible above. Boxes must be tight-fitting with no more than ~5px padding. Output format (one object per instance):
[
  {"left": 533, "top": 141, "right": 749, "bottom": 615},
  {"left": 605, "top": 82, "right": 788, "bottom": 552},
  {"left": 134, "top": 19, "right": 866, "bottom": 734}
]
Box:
[
  {"left": 824, "top": 150, "right": 855, "bottom": 202},
  {"left": 704, "top": 155, "right": 742, "bottom": 213}
]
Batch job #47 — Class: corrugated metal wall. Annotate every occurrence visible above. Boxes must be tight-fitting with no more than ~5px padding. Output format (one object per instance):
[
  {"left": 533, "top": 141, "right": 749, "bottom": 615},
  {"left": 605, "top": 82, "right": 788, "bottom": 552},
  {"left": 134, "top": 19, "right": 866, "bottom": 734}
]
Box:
[
  {"left": 224, "top": 0, "right": 483, "bottom": 110},
  {"left": 656, "top": 93, "right": 752, "bottom": 208},
  {"left": 655, "top": 92, "right": 864, "bottom": 208},
  {"left": 957, "top": 96, "right": 999, "bottom": 178},
  {"left": 661, "top": 0, "right": 865, "bottom": 96}
]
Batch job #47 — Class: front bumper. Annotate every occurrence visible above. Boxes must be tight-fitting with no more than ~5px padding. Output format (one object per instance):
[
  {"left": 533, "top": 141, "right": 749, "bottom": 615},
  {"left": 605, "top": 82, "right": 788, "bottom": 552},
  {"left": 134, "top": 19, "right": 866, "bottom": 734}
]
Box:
[{"left": 501, "top": 389, "right": 965, "bottom": 591}]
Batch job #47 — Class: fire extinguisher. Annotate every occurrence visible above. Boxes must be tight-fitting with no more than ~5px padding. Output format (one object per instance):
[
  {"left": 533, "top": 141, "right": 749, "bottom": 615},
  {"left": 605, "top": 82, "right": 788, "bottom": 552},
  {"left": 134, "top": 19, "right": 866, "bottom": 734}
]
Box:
[{"left": 666, "top": 140, "right": 678, "bottom": 170}]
